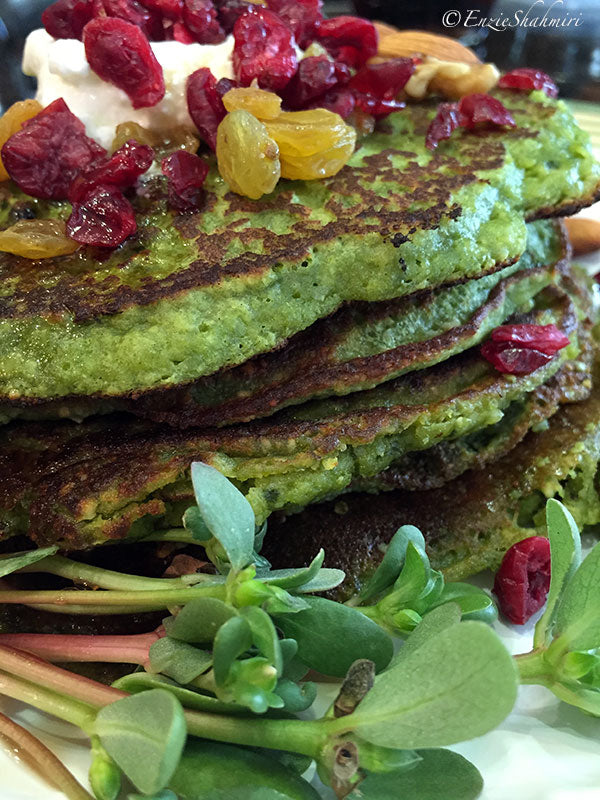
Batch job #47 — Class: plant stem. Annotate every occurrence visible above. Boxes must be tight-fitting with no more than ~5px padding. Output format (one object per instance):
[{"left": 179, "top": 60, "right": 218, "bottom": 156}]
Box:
[
  {"left": 0, "top": 672, "right": 96, "bottom": 732},
  {"left": 17, "top": 555, "right": 188, "bottom": 591},
  {"left": 514, "top": 649, "right": 552, "bottom": 684},
  {"left": 0, "top": 630, "right": 163, "bottom": 667},
  {"left": 0, "top": 711, "right": 95, "bottom": 800},
  {"left": 140, "top": 528, "right": 198, "bottom": 544},
  {"left": 0, "top": 645, "right": 127, "bottom": 709},
  {"left": 0, "top": 584, "right": 226, "bottom": 614}
]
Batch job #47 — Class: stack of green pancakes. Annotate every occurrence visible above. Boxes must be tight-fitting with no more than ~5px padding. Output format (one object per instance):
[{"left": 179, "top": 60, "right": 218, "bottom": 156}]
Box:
[{"left": 1, "top": 89, "right": 600, "bottom": 585}]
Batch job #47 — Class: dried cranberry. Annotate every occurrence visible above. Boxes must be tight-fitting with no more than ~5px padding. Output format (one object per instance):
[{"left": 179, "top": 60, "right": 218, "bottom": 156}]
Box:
[
  {"left": 69, "top": 139, "right": 154, "bottom": 202},
  {"left": 333, "top": 61, "right": 351, "bottom": 85},
  {"left": 213, "top": 0, "right": 253, "bottom": 34},
  {"left": 84, "top": 18, "right": 165, "bottom": 108},
  {"left": 353, "top": 93, "right": 404, "bottom": 119},
  {"left": 95, "top": 0, "right": 163, "bottom": 40},
  {"left": 215, "top": 77, "right": 239, "bottom": 99},
  {"left": 458, "top": 93, "right": 516, "bottom": 130},
  {"left": 493, "top": 537, "right": 551, "bottom": 624},
  {"left": 186, "top": 67, "right": 227, "bottom": 150},
  {"left": 499, "top": 68, "right": 558, "bottom": 99},
  {"left": 67, "top": 185, "right": 137, "bottom": 247},
  {"left": 349, "top": 58, "right": 415, "bottom": 99},
  {"left": 307, "top": 87, "right": 355, "bottom": 118},
  {"left": 314, "top": 16, "right": 377, "bottom": 68},
  {"left": 172, "top": 20, "right": 196, "bottom": 41},
  {"left": 490, "top": 323, "right": 570, "bottom": 355},
  {"left": 42, "top": 0, "right": 95, "bottom": 39},
  {"left": 265, "top": 0, "right": 322, "bottom": 48},
  {"left": 139, "top": 0, "right": 184, "bottom": 20},
  {"left": 283, "top": 56, "right": 337, "bottom": 109},
  {"left": 1, "top": 98, "right": 106, "bottom": 200},
  {"left": 425, "top": 102, "right": 461, "bottom": 150},
  {"left": 481, "top": 341, "right": 553, "bottom": 375},
  {"left": 233, "top": 7, "right": 298, "bottom": 91},
  {"left": 183, "top": 0, "right": 225, "bottom": 43},
  {"left": 161, "top": 150, "right": 209, "bottom": 211}
]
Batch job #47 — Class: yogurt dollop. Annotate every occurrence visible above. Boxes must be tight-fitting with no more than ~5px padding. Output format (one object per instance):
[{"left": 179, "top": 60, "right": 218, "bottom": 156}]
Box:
[{"left": 23, "top": 28, "right": 235, "bottom": 149}]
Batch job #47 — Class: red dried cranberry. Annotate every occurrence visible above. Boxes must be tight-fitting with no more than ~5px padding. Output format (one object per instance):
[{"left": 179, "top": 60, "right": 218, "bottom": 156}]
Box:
[
  {"left": 349, "top": 58, "right": 415, "bottom": 99},
  {"left": 425, "top": 102, "right": 460, "bottom": 150},
  {"left": 458, "top": 93, "right": 516, "bottom": 130},
  {"left": 233, "top": 7, "right": 298, "bottom": 91},
  {"left": 67, "top": 185, "right": 137, "bottom": 247},
  {"left": 183, "top": 0, "right": 225, "bottom": 43},
  {"left": 490, "top": 323, "right": 570, "bottom": 355},
  {"left": 139, "top": 0, "right": 184, "bottom": 20},
  {"left": 499, "top": 68, "right": 558, "bottom": 99},
  {"left": 172, "top": 20, "right": 196, "bottom": 41},
  {"left": 333, "top": 61, "right": 351, "bottom": 85},
  {"left": 187, "top": 67, "right": 227, "bottom": 150},
  {"left": 307, "top": 87, "right": 355, "bottom": 118},
  {"left": 353, "top": 93, "right": 404, "bottom": 119},
  {"left": 314, "top": 16, "right": 377, "bottom": 68},
  {"left": 493, "top": 537, "right": 551, "bottom": 624},
  {"left": 265, "top": 0, "right": 322, "bottom": 48},
  {"left": 1, "top": 98, "right": 106, "bottom": 200},
  {"left": 84, "top": 18, "right": 165, "bottom": 108},
  {"left": 95, "top": 0, "right": 163, "bottom": 40},
  {"left": 481, "top": 341, "right": 553, "bottom": 375},
  {"left": 161, "top": 150, "right": 209, "bottom": 211},
  {"left": 283, "top": 56, "right": 337, "bottom": 109},
  {"left": 69, "top": 139, "right": 154, "bottom": 202},
  {"left": 213, "top": 0, "right": 253, "bottom": 34},
  {"left": 215, "top": 77, "right": 239, "bottom": 99},
  {"left": 42, "top": 0, "right": 95, "bottom": 39}
]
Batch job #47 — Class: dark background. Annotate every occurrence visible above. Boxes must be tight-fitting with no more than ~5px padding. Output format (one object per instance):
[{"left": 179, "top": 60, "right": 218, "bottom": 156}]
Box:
[{"left": 1, "top": 0, "right": 599, "bottom": 113}]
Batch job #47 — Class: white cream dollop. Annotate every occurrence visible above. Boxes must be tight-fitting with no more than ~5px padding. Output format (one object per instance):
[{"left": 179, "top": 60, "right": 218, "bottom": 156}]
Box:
[{"left": 22, "top": 28, "right": 235, "bottom": 149}]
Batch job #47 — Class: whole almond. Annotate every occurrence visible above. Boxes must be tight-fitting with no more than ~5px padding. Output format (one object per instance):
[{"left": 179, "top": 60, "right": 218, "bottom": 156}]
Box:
[
  {"left": 374, "top": 25, "right": 480, "bottom": 64},
  {"left": 565, "top": 217, "right": 600, "bottom": 256}
]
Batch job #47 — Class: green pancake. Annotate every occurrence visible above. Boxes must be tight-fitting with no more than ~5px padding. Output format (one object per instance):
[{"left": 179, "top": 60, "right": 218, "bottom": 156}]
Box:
[
  {"left": 0, "top": 90, "right": 598, "bottom": 411},
  {"left": 0, "top": 280, "right": 586, "bottom": 550}
]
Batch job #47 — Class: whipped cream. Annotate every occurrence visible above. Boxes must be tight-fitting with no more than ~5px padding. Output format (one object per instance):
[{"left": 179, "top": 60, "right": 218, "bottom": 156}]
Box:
[{"left": 23, "top": 28, "right": 235, "bottom": 149}]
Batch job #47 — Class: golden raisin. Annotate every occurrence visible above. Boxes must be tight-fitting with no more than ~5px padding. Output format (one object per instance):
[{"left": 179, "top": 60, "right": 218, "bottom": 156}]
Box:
[
  {"left": 0, "top": 220, "right": 79, "bottom": 259},
  {"left": 217, "top": 110, "right": 281, "bottom": 200},
  {"left": 266, "top": 109, "right": 356, "bottom": 180},
  {"left": 347, "top": 110, "right": 376, "bottom": 138},
  {"left": 222, "top": 87, "right": 283, "bottom": 121},
  {"left": 162, "top": 126, "right": 200, "bottom": 155},
  {"left": 112, "top": 121, "right": 158, "bottom": 152},
  {"left": 0, "top": 100, "right": 43, "bottom": 181}
]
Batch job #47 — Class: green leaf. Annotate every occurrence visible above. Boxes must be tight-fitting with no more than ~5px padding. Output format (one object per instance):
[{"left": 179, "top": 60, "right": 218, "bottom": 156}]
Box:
[
  {"left": 95, "top": 689, "right": 187, "bottom": 795},
  {"left": 292, "top": 569, "right": 346, "bottom": 594},
  {"left": 272, "top": 596, "right": 393, "bottom": 677},
  {"left": 274, "top": 678, "right": 317, "bottom": 712},
  {"left": 213, "top": 615, "right": 253, "bottom": 686},
  {"left": 168, "top": 740, "right": 321, "bottom": 800},
  {"left": 392, "top": 542, "right": 433, "bottom": 604},
  {"left": 128, "top": 792, "right": 177, "bottom": 800},
  {"left": 350, "top": 621, "right": 517, "bottom": 748},
  {"left": 0, "top": 546, "right": 58, "bottom": 578},
  {"left": 534, "top": 499, "right": 582, "bottom": 648},
  {"left": 113, "top": 673, "right": 248, "bottom": 715},
  {"left": 348, "top": 749, "right": 483, "bottom": 800},
  {"left": 391, "top": 603, "right": 461, "bottom": 665},
  {"left": 149, "top": 638, "right": 212, "bottom": 685},
  {"left": 191, "top": 461, "right": 255, "bottom": 571},
  {"left": 241, "top": 605, "right": 283, "bottom": 676},
  {"left": 358, "top": 525, "right": 425, "bottom": 603},
  {"left": 163, "top": 598, "right": 236, "bottom": 644},
  {"left": 182, "top": 505, "right": 211, "bottom": 541},
  {"left": 431, "top": 584, "right": 497, "bottom": 623},
  {"left": 259, "top": 550, "right": 325, "bottom": 589},
  {"left": 554, "top": 540, "right": 600, "bottom": 650}
]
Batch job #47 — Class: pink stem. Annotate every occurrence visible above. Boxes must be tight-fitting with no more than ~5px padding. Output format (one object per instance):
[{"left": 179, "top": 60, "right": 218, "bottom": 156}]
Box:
[{"left": 0, "top": 628, "right": 164, "bottom": 669}]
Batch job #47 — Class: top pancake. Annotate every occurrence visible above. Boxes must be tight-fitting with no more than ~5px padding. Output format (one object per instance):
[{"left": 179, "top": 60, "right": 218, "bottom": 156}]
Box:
[{"left": 0, "top": 90, "right": 598, "bottom": 403}]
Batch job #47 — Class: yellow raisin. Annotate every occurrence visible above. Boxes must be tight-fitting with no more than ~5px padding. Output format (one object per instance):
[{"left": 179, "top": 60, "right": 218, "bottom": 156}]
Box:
[
  {"left": 217, "top": 110, "right": 281, "bottom": 200},
  {"left": 0, "top": 220, "right": 79, "bottom": 259},
  {"left": 265, "top": 109, "right": 356, "bottom": 180},
  {"left": 347, "top": 110, "right": 376, "bottom": 139},
  {"left": 112, "top": 121, "right": 158, "bottom": 152},
  {"left": 222, "top": 87, "right": 282, "bottom": 121},
  {"left": 161, "top": 126, "right": 200, "bottom": 155},
  {"left": 0, "top": 100, "right": 43, "bottom": 181}
]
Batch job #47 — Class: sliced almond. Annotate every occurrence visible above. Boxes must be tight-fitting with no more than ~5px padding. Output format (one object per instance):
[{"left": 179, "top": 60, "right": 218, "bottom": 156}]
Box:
[
  {"left": 565, "top": 217, "right": 600, "bottom": 256},
  {"left": 374, "top": 25, "right": 480, "bottom": 64}
]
